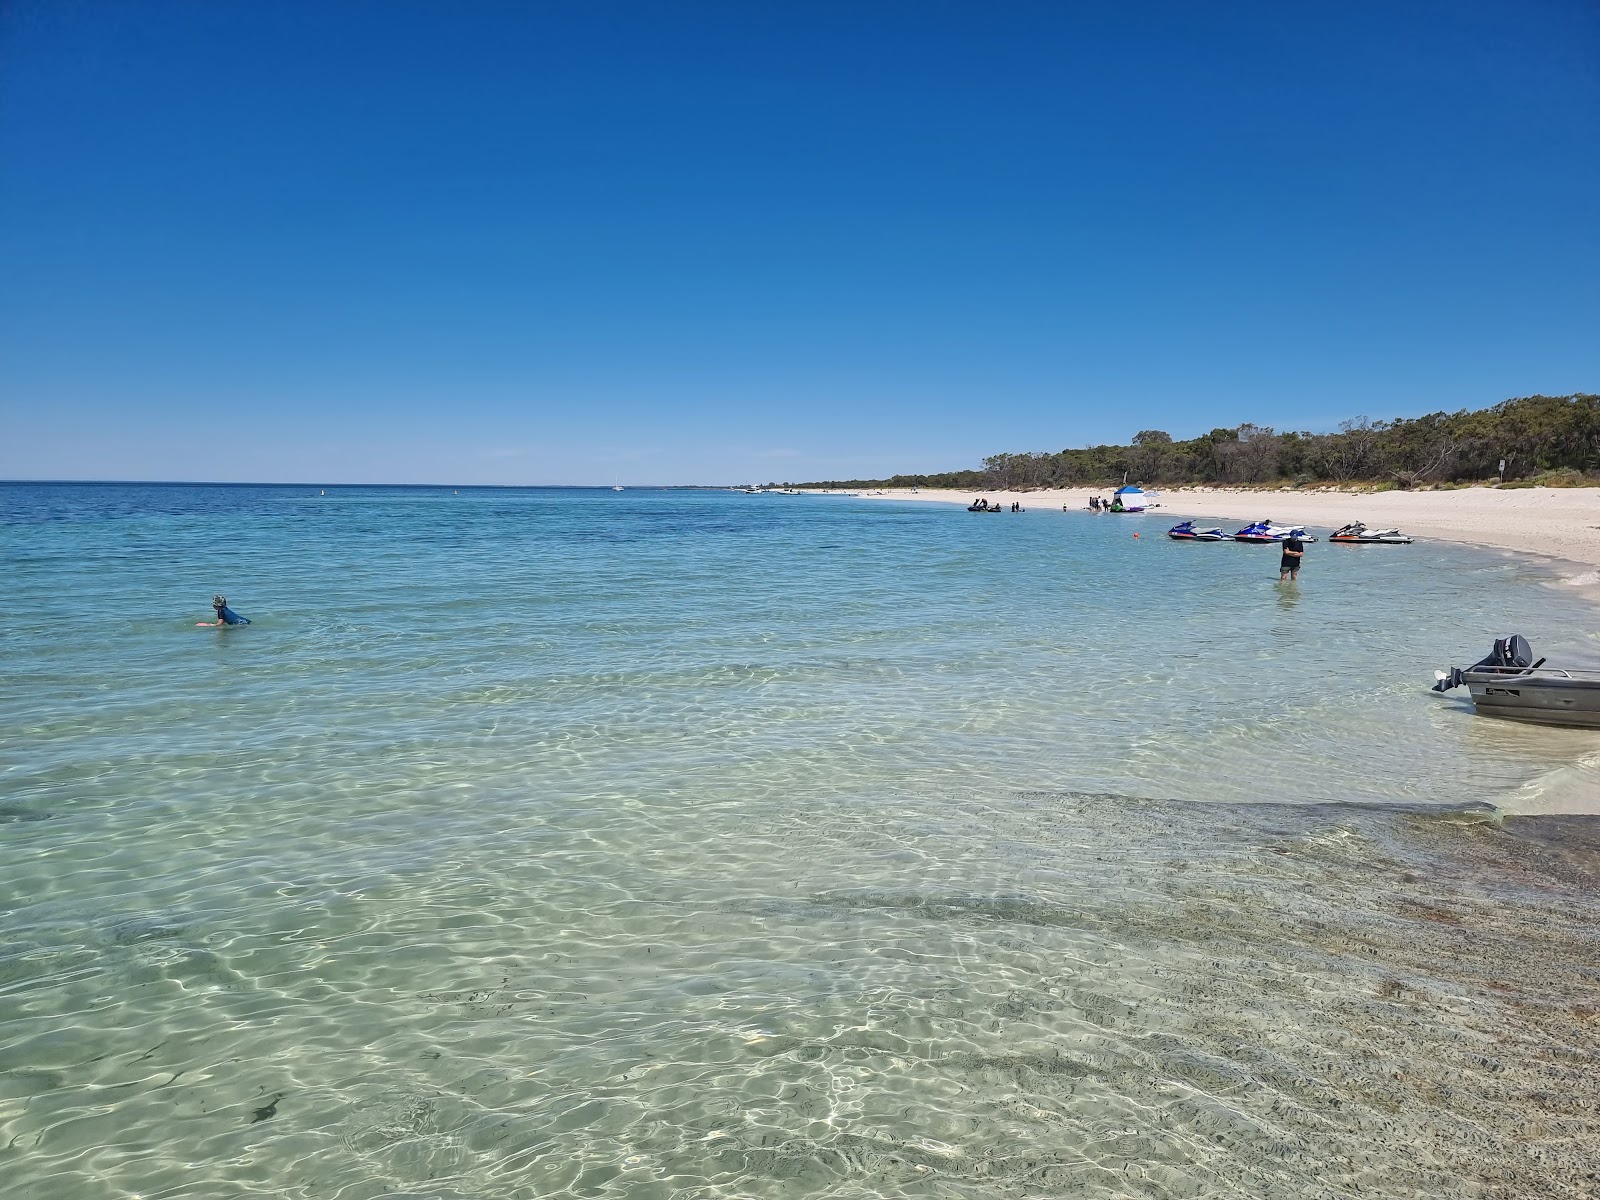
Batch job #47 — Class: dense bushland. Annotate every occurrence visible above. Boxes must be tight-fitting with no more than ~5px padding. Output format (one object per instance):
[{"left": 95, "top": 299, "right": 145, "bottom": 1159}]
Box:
[{"left": 790, "top": 393, "right": 1599, "bottom": 491}]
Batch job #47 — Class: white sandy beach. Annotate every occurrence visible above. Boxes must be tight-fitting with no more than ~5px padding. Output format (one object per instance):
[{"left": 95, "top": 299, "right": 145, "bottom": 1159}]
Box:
[{"left": 838, "top": 485, "right": 1600, "bottom": 578}]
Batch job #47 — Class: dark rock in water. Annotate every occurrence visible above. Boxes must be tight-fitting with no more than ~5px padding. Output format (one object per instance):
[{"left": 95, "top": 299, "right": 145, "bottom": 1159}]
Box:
[{"left": 249, "top": 1093, "right": 283, "bottom": 1123}]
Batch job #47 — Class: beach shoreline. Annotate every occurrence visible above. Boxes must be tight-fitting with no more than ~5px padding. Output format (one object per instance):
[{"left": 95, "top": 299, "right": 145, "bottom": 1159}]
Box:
[
  {"left": 823, "top": 484, "right": 1600, "bottom": 579},
  {"left": 817, "top": 482, "right": 1600, "bottom": 815}
]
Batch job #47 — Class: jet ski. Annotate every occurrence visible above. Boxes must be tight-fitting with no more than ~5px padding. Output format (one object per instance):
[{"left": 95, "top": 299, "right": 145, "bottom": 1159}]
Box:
[
  {"left": 1167, "top": 520, "right": 1230, "bottom": 541},
  {"left": 967, "top": 498, "right": 990, "bottom": 511},
  {"left": 1232, "top": 521, "right": 1316, "bottom": 544},
  {"left": 1330, "top": 522, "right": 1412, "bottom": 544}
]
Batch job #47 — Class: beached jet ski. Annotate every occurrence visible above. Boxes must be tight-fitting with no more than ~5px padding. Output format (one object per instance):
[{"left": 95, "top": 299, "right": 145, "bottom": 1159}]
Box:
[
  {"left": 1432, "top": 634, "right": 1600, "bottom": 728},
  {"left": 1232, "top": 521, "right": 1317, "bottom": 544},
  {"left": 1330, "top": 522, "right": 1412, "bottom": 544},
  {"left": 1167, "top": 520, "right": 1230, "bottom": 541}
]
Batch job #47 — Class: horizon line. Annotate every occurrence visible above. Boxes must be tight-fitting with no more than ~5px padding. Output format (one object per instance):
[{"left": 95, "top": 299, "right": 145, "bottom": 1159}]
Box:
[{"left": 0, "top": 478, "right": 758, "bottom": 490}]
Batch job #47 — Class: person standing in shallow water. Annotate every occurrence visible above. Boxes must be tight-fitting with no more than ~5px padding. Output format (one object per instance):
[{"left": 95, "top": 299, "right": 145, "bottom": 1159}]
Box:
[{"left": 1279, "top": 533, "right": 1305, "bottom": 582}]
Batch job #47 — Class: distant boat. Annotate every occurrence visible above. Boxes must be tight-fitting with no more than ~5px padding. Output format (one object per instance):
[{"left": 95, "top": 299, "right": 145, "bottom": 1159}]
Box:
[{"left": 612, "top": 485, "right": 625, "bottom": 492}]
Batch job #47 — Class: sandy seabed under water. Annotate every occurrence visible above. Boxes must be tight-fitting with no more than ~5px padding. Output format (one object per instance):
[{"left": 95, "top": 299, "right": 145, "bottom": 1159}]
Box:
[{"left": 3, "top": 790, "right": 1598, "bottom": 1200}]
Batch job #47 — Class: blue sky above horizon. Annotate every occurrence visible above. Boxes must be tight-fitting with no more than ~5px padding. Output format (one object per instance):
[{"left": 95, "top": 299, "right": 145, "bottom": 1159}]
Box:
[{"left": 2, "top": 0, "right": 1596, "bottom": 485}]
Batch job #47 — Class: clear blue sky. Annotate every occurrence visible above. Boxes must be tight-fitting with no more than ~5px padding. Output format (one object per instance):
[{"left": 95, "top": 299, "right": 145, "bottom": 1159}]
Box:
[{"left": 2, "top": 1, "right": 1596, "bottom": 484}]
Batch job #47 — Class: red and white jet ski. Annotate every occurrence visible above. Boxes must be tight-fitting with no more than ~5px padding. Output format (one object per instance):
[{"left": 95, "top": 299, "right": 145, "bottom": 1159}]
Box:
[{"left": 1329, "top": 522, "right": 1412, "bottom": 544}]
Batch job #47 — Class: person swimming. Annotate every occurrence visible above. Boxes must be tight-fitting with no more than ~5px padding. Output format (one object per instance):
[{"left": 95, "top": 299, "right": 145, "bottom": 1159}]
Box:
[{"left": 197, "top": 594, "right": 250, "bottom": 626}]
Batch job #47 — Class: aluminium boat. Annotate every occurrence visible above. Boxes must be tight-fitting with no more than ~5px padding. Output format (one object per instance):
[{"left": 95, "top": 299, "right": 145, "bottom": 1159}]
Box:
[
  {"left": 1330, "top": 522, "right": 1411, "bottom": 544},
  {"left": 1432, "top": 634, "right": 1600, "bottom": 729},
  {"left": 1167, "top": 520, "right": 1230, "bottom": 541}
]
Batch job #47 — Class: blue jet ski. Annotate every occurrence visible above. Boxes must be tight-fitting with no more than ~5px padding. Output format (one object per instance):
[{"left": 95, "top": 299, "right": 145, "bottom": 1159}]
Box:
[
  {"left": 1234, "top": 521, "right": 1316, "bottom": 544},
  {"left": 1168, "top": 520, "right": 1230, "bottom": 541}
]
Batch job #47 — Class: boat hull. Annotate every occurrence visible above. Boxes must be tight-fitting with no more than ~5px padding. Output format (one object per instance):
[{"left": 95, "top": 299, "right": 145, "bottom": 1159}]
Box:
[{"left": 1465, "top": 673, "right": 1600, "bottom": 729}]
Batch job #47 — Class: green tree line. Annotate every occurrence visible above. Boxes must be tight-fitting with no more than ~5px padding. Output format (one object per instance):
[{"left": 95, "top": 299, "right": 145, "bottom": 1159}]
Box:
[{"left": 790, "top": 394, "right": 1599, "bottom": 491}]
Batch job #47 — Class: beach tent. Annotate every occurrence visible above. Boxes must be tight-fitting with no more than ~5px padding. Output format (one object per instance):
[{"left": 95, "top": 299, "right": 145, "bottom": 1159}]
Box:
[{"left": 1111, "top": 485, "right": 1150, "bottom": 511}]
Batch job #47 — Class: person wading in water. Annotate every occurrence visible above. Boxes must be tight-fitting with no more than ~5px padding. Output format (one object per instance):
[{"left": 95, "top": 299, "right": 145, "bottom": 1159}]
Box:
[{"left": 1279, "top": 533, "right": 1305, "bottom": 582}]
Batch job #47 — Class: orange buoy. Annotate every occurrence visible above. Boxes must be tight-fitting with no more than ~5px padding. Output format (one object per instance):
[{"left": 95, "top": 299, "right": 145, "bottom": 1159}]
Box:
[{"left": 1133, "top": 533, "right": 1140, "bottom": 538}]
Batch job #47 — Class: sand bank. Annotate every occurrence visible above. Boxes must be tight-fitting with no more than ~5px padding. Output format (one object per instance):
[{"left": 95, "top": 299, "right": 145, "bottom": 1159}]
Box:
[{"left": 834, "top": 485, "right": 1600, "bottom": 574}]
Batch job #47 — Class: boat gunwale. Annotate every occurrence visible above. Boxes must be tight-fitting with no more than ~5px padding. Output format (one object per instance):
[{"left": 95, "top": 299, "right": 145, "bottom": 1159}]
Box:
[{"left": 1463, "top": 665, "right": 1600, "bottom": 685}]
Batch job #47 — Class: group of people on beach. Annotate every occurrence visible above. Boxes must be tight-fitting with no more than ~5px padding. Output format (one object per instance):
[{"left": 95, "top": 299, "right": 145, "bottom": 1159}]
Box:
[{"left": 1087, "top": 496, "right": 1123, "bottom": 512}]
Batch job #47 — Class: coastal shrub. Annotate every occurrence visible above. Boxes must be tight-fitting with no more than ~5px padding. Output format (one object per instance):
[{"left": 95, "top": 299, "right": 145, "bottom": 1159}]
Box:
[
  {"left": 1528, "top": 468, "right": 1590, "bottom": 487},
  {"left": 791, "top": 393, "right": 1600, "bottom": 492}
]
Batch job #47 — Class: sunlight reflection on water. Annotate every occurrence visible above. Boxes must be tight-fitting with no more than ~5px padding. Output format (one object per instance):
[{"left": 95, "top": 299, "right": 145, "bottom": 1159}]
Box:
[{"left": 2, "top": 484, "right": 1598, "bottom": 1198}]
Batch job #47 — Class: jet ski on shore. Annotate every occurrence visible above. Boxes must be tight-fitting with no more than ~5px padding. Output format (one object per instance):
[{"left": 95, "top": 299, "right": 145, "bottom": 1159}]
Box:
[
  {"left": 1233, "top": 521, "right": 1316, "bottom": 544},
  {"left": 1330, "top": 522, "right": 1412, "bottom": 544},
  {"left": 1167, "top": 520, "right": 1230, "bottom": 541}
]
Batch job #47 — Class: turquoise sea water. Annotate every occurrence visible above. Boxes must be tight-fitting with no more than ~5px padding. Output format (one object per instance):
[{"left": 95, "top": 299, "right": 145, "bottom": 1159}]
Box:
[{"left": 3, "top": 483, "right": 1599, "bottom": 1199}]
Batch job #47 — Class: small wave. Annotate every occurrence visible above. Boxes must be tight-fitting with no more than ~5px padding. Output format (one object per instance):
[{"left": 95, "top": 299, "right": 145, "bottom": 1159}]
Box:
[{"left": 1494, "top": 751, "right": 1600, "bottom": 816}]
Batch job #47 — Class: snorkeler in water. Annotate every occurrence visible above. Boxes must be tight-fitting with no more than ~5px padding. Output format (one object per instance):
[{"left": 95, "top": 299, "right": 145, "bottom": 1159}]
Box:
[{"left": 196, "top": 594, "right": 250, "bottom": 626}]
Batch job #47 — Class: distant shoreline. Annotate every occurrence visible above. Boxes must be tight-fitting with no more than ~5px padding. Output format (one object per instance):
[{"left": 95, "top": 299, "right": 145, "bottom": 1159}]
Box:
[{"left": 813, "top": 484, "right": 1600, "bottom": 578}]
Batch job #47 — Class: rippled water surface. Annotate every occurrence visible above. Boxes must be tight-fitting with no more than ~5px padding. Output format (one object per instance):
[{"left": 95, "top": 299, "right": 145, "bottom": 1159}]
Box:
[{"left": 3, "top": 483, "right": 1599, "bottom": 1199}]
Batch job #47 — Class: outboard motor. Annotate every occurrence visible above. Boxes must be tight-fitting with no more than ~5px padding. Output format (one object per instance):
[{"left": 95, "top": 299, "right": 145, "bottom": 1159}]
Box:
[
  {"left": 1490, "top": 634, "right": 1534, "bottom": 670},
  {"left": 1433, "top": 634, "right": 1533, "bottom": 692}
]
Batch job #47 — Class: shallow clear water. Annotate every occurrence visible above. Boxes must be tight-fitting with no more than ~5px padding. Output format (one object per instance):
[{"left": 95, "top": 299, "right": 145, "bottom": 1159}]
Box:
[{"left": 3, "top": 484, "right": 1599, "bottom": 1199}]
